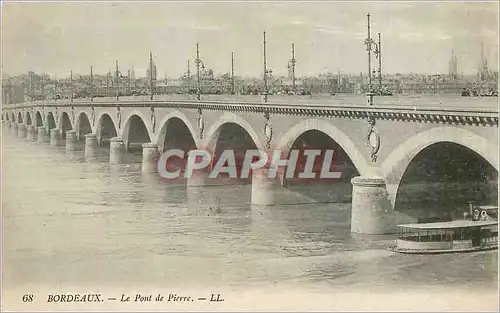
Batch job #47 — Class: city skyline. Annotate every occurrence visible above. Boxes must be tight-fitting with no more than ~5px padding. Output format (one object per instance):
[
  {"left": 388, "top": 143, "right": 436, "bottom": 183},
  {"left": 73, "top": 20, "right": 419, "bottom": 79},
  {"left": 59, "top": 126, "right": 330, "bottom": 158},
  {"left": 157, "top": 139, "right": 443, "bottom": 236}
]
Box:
[{"left": 2, "top": 2, "right": 499, "bottom": 78}]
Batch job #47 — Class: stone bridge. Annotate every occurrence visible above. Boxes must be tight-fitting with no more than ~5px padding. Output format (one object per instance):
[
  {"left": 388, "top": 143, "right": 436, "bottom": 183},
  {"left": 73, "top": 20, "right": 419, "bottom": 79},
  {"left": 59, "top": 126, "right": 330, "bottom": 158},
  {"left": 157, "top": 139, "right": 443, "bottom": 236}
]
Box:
[{"left": 2, "top": 95, "right": 498, "bottom": 235}]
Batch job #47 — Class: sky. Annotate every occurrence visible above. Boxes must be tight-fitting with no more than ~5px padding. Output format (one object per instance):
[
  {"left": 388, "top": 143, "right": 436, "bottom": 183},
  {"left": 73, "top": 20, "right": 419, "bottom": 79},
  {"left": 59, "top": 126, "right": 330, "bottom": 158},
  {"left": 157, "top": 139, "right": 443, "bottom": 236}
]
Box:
[{"left": 1, "top": 1, "right": 499, "bottom": 78}]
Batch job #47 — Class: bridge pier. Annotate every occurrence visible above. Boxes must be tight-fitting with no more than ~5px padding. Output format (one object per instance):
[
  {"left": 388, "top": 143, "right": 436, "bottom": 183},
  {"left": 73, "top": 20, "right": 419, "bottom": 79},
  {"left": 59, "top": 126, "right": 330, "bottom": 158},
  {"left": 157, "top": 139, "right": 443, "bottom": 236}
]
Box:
[
  {"left": 50, "top": 129, "right": 63, "bottom": 146},
  {"left": 109, "top": 137, "right": 126, "bottom": 164},
  {"left": 350, "top": 176, "right": 396, "bottom": 234},
  {"left": 26, "top": 125, "right": 36, "bottom": 141},
  {"left": 17, "top": 123, "right": 27, "bottom": 138},
  {"left": 3, "top": 120, "right": 10, "bottom": 132},
  {"left": 65, "top": 130, "right": 77, "bottom": 151},
  {"left": 187, "top": 170, "right": 210, "bottom": 187},
  {"left": 37, "top": 126, "right": 49, "bottom": 143},
  {"left": 11, "top": 123, "right": 18, "bottom": 137},
  {"left": 84, "top": 133, "right": 98, "bottom": 159},
  {"left": 142, "top": 143, "right": 160, "bottom": 174},
  {"left": 251, "top": 167, "right": 277, "bottom": 206}
]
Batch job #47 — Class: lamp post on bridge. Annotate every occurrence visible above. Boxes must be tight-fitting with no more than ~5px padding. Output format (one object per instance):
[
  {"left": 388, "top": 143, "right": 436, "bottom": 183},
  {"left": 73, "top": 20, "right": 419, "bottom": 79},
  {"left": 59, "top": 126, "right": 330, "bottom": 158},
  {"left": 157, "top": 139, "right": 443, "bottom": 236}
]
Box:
[
  {"left": 186, "top": 60, "right": 191, "bottom": 94},
  {"left": 195, "top": 43, "right": 205, "bottom": 101},
  {"left": 263, "top": 31, "right": 272, "bottom": 103},
  {"left": 364, "top": 13, "right": 376, "bottom": 105},
  {"left": 149, "top": 52, "right": 155, "bottom": 101},
  {"left": 115, "top": 60, "right": 120, "bottom": 101},
  {"left": 288, "top": 43, "right": 297, "bottom": 94}
]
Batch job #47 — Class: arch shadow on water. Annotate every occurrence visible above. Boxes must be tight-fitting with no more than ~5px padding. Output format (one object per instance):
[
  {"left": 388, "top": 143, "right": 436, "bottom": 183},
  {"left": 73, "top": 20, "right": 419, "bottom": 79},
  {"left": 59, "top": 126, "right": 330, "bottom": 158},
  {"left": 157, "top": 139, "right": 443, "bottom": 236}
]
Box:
[
  {"left": 160, "top": 117, "right": 198, "bottom": 184},
  {"left": 76, "top": 112, "right": 92, "bottom": 141},
  {"left": 280, "top": 130, "right": 359, "bottom": 205},
  {"left": 34, "top": 111, "right": 43, "bottom": 128},
  {"left": 160, "top": 116, "right": 197, "bottom": 155},
  {"left": 394, "top": 142, "right": 498, "bottom": 222},
  {"left": 25, "top": 112, "right": 32, "bottom": 126},
  {"left": 122, "top": 114, "right": 151, "bottom": 164},
  {"left": 97, "top": 113, "right": 117, "bottom": 148},
  {"left": 59, "top": 112, "right": 73, "bottom": 139},
  {"left": 46, "top": 112, "right": 56, "bottom": 130},
  {"left": 206, "top": 122, "right": 259, "bottom": 186}
]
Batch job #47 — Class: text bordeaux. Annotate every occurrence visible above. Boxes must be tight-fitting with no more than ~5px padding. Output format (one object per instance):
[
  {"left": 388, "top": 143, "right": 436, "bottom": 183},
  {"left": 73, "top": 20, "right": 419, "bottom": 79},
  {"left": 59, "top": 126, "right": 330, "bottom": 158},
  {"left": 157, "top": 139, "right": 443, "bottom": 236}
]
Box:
[{"left": 47, "top": 293, "right": 103, "bottom": 302}]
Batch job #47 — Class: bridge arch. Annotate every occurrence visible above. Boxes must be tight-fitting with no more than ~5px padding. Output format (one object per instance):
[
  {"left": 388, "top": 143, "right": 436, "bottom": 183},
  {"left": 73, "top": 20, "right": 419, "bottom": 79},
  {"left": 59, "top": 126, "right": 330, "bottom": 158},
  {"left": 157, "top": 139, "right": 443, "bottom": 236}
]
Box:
[
  {"left": 201, "top": 112, "right": 265, "bottom": 152},
  {"left": 11, "top": 113, "right": 15, "bottom": 122},
  {"left": 46, "top": 112, "right": 56, "bottom": 130},
  {"left": 201, "top": 113, "right": 264, "bottom": 179},
  {"left": 384, "top": 127, "right": 498, "bottom": 221},
  {"left": 155, "top": 111, "right": 199, "bottom": 152},
  {"left": 17, "top": 112, "right": 23, "bottom": 124},
  {"left": 58, "top": 112, "right": 73, "bottom": 139},
  {"left": 121, "top": 111, "right": 153, "bottom": 152},
  {"left": 75, "top": 111, "right": 93, "bottom": 140},
  {"left": 382, "top": 126, "right": 498, "bottom": 186},
  {"left": 24, "top": 111, "right": 33, "bottom": 126},
  {"left": 275, "top": 118, "right": 371, "bottom": 177},
  {"left": 96, "top": 113, "right": 118, "bottom": 147},
  {"left": 34, "top": 111, "right": 43, "bottom": 127}
]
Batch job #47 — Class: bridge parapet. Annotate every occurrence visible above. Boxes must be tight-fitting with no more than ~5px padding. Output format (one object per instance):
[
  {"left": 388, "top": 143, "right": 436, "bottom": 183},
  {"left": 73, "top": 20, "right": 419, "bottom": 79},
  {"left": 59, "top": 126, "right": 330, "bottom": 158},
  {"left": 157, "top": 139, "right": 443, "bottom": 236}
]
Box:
[{"left": 3, "top": 99, "right": 498, "bottom": 127}]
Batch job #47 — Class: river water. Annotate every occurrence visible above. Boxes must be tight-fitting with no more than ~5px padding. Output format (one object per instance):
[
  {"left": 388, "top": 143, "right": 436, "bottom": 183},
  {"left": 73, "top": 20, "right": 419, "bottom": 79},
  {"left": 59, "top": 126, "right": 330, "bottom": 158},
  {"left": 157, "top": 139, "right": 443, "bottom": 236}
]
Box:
[{"left": 2, "top": 129, "right": 498, "bottom": 310}]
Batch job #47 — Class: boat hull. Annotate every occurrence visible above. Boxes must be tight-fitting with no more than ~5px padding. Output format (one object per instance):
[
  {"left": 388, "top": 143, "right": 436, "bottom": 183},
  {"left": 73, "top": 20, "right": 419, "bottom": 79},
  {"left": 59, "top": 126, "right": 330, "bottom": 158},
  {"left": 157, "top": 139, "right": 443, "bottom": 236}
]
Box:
[{"left": 388, "top": 245, "right": 498, "bottom": 255}]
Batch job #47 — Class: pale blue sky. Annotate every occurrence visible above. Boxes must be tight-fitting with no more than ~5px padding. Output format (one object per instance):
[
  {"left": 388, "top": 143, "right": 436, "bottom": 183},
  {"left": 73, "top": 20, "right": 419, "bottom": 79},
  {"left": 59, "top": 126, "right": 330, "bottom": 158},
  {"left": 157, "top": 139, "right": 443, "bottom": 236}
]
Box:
[{"left": 2, "top": 1, "right": 498, "bottom": 78}]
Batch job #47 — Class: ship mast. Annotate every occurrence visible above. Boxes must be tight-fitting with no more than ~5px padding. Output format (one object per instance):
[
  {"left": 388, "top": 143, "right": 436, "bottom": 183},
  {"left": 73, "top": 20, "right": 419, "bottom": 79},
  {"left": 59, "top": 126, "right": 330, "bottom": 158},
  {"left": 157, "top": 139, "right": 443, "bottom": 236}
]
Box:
[
  {"left": 90, "top": 66, "right": 94, "bottom": 102},
  {"left": 41, "top": 74, "right": 44, "bottom": 101},
  {"left": 231, "top": 52, "right": 235, "bottom": 95},
  {"left": 29, "top": 71, "right": 33, "bottom": 102},
  {"left": 127, "top": 69, "right": 131, "bottom": 93},
  {"left": 106, "top": 72, "right": 110, "bottom": 97},
  {"left": 187, "top": 60, "right": 191, "bottom": 93},
  {"left": 70, "top": 70, "right": 74, "bottom": 102},
  {"left": 54, "top": 75, "right": 58, "bottom": 100}
]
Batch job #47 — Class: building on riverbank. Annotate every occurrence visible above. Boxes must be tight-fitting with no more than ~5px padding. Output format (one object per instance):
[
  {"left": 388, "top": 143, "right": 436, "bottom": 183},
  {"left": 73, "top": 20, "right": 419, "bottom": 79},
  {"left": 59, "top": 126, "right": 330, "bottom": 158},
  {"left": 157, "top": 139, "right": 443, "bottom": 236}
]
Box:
[
  {"left": 3, "top": 70, "right": 498, "bottom": 99},
  {"left": 1, "top": 79, "right": 24, "bottom": 104}
]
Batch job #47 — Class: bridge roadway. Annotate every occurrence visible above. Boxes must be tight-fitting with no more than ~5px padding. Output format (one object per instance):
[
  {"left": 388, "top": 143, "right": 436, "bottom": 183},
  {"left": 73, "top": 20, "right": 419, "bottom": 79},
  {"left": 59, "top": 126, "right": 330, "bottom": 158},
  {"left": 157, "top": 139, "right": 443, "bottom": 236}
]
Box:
[
  {"left": 4, "top": 93, "right": 498, "bottom": 110},
  {"left": 2, "top": 94, "right": 498, "bottom": 235}
]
